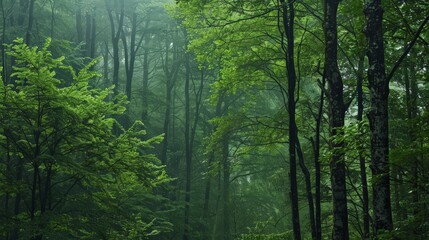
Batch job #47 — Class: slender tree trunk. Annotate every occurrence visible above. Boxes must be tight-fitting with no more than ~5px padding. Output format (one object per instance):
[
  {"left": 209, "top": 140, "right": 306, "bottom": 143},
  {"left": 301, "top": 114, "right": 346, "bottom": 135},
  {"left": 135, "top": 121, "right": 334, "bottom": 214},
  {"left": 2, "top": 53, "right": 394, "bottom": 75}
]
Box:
[
  {"left": 357, "top": 55, "right": 370, "bottom": 239},
  {"left": 85, "top": 12, "right": 92, "bottom": 58},
  {"left": 296, "top": 137, "right": 316, "bottom": 239},
  {"left": 408, "top": 61, "right": 419, "bottom": 210},
  {"left": 49, "top": 0, "right": 54, "bottom": 39},
  {"left": 141, "top": 37, "right": 150, "bottom": 123},
  {"left": 76, "top": 1, "right": 83, "bottom": 43},
  {"left": 182, "top": 29, "right": 192, "bottom": 240},
  {"left": 103, "top": 41, "right": 109, "bottom": 86},
  {"left": 106, "top": 0, "right": 124, "bottom": 96},
  {"left": 312, "top": 76, "right": 325, "bottom": 240},
  {"left": 221, "top": 134, "right": 230, "bottom": 240},
  {"left": 364, "top": 0, "right": 393, "bottom": 233},
  {"left": 123, "top": 12, "right": 142, "bottom": 102},
  {"left": 90, "top": 16, "right": 96, "bottom": 59},
  {"left": 323, "top": 1, "right": 349, "bottom": 239},
  {"left": 202, "top": 92, "right": 223, "bottom": 240},
  {"left": 160, "top": 27, "right": 180, "bottom": 166},
  {"left": 24, "top": 0, "right": 34, "bottom": 45},
  {"left": 278, "top": 1, "right": 301, "bottom": 238},
  {"left": 1, "top": 0, "right": 8, "bottom": 84}
]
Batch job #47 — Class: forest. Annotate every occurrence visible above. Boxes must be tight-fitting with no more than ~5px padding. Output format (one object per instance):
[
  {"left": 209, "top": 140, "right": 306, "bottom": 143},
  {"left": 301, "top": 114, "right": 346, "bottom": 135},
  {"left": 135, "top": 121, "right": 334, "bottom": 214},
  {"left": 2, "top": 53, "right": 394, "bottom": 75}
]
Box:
[{"left": 0, "top": 0, "right": 428, "bottom": 239}]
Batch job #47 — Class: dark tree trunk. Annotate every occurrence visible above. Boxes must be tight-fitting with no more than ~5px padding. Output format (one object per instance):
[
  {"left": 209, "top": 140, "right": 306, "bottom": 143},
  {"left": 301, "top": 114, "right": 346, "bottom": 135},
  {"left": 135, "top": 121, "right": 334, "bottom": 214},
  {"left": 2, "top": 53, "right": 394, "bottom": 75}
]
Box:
[
  {"left": 364, "top": 0, "right": 393, "bottom": 233},
  {"left": 106, "top": 0, "right": 124, "bottom": 96},
  {"left": 279, "top": 1, "right": 301, "bottom": 239},
  {"left": 122, "top": 12, "right": 143, "bottom": 102},
  {"left": 296, "top": 137, "right": 316, "bottom": 239},
  {"left": 1, "top": 0, "right": 8, "bottom": 84},
  {"left": 323, "top": 1, "right": 349, "bottom": 239}
]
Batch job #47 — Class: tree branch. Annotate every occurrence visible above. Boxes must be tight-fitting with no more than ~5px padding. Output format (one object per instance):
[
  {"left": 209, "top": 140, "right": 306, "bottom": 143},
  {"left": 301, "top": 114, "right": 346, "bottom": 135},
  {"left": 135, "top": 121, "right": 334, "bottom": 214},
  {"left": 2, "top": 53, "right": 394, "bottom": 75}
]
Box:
[{"left": 386, "top": 14, "right": 429, "bottom": 82}]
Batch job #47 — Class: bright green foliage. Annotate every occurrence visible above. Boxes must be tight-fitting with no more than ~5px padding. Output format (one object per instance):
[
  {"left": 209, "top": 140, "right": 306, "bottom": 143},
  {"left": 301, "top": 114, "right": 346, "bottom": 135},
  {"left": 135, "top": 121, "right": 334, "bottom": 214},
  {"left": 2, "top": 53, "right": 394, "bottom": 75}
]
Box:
[{"left": 0, "top": 38, "right": 171, "bottom": 239}]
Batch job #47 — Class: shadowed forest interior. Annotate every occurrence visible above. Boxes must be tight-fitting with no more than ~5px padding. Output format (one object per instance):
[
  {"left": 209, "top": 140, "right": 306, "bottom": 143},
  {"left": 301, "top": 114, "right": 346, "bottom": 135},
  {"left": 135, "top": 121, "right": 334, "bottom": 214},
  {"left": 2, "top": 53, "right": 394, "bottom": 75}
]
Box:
[{"left": 0, "top": 0, "right": 428, "bottom": 239}]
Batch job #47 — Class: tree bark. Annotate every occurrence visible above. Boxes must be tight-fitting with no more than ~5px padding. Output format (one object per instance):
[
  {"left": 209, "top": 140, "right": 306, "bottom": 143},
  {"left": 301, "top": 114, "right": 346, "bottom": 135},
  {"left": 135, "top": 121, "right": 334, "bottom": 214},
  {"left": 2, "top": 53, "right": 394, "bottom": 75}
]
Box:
[
  {"left": 296, "top": 137, "right": 316, "bottom": 239},
  {"left": 323, "top": 1, "right": 349, "bottom": 239},
  {"left": 278, "top": 1, "right": 301, "bottom": 238},
  {"left": 364, "top": 0, "right": 393, "bottom": 233}
]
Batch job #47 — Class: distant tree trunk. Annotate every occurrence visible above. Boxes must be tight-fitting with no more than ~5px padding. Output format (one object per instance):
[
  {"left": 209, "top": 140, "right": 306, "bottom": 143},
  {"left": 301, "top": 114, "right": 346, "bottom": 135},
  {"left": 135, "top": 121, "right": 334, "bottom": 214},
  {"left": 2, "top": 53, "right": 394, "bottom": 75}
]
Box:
[
  {"left": 278, "top": 1, "right": 301, "bottom": 239},
  {"left": 48, "top": 0, "right": 54, "bottom": 39},
  {"left": 84, "top": 12, "right": 97, "bottom": 67},
  {"left": 405, "top": 58, "right": 419, "bottom": 214},
  {"left": 183, "top": 29, "right": 192, "bottom": 240},
  {"left": 85, "top": 13, "right": 91, "bottom": 57},
  {"left": 90, "top": 16, "right": 96, "bottom": 59},
  {"left": 1, "top": 0, "right": 8, "bottom": 84},
  {"left": 122, "top": 12, "right": 144, "bottom": 102},
  {"left": 202, "top": 92, "right": 223, "bottom": 240},
  {"left": 75, "top": 1, "right": 83, "bottom": 43},
  {"left": 160, "top": 28, "right": 180, "bottom": 165},
  {"left": 141, "top": 33, "right": 150, "bottom": 123},
  {"left": 103, "top": 41, "right": 109, "bottom": 86},
  {"left": 18, "top": 0, "right": 28, "bottom": 26},
  {"left": 312, "top": 76, "right": 325, "bottom": 240},
  {"left": 221, "top": 134, "right": 230, "bottom": 240},
  {"left": 356, "top": 55, "right": 370, "bottom": 239},
  {"left": 105, "top": 0, "right": 124, "bottom": 96},
  {"left": 24, "top": 0, "right": 34, "bottom": 45},
  {"left": 323, "top": 1, "right": 349, "bottom": 239},
  {"left": 364, "top": 0, "right": 393, "bottom": 233}
]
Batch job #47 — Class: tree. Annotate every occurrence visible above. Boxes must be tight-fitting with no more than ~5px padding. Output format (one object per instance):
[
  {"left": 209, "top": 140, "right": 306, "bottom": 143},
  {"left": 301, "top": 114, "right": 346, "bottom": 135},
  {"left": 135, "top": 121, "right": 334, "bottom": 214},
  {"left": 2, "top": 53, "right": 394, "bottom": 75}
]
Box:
[
  {"left": 0, "top": 38, "right": 170, "bottom": 239},
  {"left": 278, "top": 1, "right": 301, "bottom": 239},
  {"left": 323, "top": 0, "right": 349, "bottom": 239}
]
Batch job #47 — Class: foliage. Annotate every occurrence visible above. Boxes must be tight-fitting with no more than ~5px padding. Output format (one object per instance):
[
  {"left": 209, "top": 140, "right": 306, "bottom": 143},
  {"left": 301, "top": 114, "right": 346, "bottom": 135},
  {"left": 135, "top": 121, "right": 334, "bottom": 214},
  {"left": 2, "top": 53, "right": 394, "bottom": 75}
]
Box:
[{"left": 0, "top": 38, "right": 171, "bottom": 239}]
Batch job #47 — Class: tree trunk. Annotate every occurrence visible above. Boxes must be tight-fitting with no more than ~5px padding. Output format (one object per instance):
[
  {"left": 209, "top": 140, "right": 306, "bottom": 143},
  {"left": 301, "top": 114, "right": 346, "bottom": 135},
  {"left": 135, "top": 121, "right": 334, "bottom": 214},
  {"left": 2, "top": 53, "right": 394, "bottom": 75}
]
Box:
[
  {"left": 312, "top": 76, "right": 325, "bottom": 240},
  {"left": 323, "top": 1, "right": 349, "bottom": 239},
  {"left": 160, "top": 30, "right": 180, "bottom": 165},
  {"left": 221, "top": 134, "right": 230, "bottom": 240},
  {"left": 76, "top": 1, "right": 83, "bottom": 43},
  {"left": 357, "top": 55, "right": 370, "bottom": 239},
  {"left": 296, "top": 137, "right": 316, "bottom": 239},
  {"left": 279, "top": 1, "right": 301, "bottom": 238},
  {"left": 202, "top": 92, "right": 223, "bottom": 240},
  {"left": 106, "top": 0, "right": 124, "bottom": 96},
  {"left": 364, "top": 0, "right": 393, "bottom": 233},
  {"left": 141, "top": 35, "right": 150, "bottom": 123},
  {"left": 24, "top": 0, "right": 35, "bottom": 45},
  {"left": 182, "top": 29, "right": 192, "bottom": 240}
]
